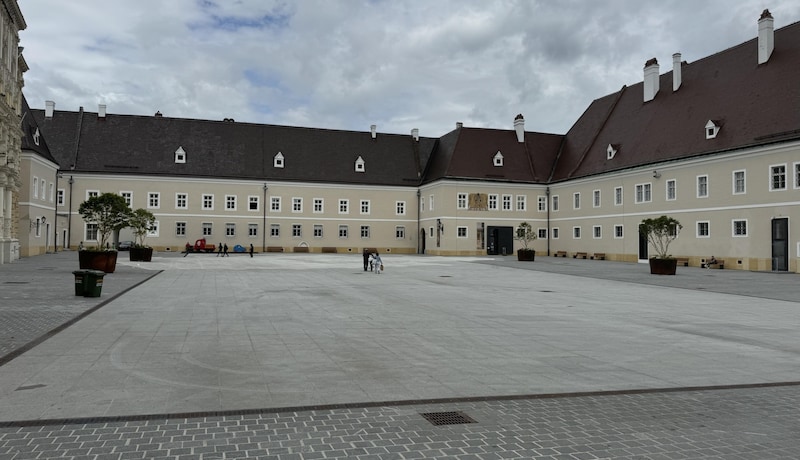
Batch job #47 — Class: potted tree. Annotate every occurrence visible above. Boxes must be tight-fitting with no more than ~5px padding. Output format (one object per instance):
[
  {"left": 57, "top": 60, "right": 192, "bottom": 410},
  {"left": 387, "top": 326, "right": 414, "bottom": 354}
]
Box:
[
  {"left": 129, "top": 208, "right": 156, "bottom": 262},
  {"left": 639, "top": 215, "right": 683, "bottom": 275},
  {"left": 515, "top": 222, "right": 537, "bottom": 261},
  {"left": 78, "top": 192, "right": 132, "bottom": 273}
]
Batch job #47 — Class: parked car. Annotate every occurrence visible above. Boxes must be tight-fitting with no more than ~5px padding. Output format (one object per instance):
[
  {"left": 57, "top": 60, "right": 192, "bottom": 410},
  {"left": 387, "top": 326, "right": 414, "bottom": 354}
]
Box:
[{"left": 117, "top": 240, "right": 133, "bottom": 251}]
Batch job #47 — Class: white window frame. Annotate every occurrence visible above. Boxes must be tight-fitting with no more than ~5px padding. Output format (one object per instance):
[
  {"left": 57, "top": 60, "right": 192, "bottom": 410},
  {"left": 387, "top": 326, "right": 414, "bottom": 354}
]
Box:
[
  {"left": 148, "top": 221, "right": 160, "bottom": 237},
  {"left": 147, "top": 192, "right": 160, "bottom": 209},
  {"left": 593, "top": 190, "right": 601, "bottom": 208},
  {"left": 501, "top": 194, "right": 512, "bottom": 211},
  {"left": 271, "top": 196, "right": 281, "bottom": 212},
  {"left": 274, "top": 152, "right": 284, "bottom": 168},
  {"left": 292, "top": 197, "right": 303, "bottom": 213},
  {"left": 225, "top": 195, "right": 237, "bottom": 211},
  {"left": 176, "top": 221, "right": 187, "bottom": 236},
  {"left": 635, "top": 183, "right": 652, "bottom": 203},
  {"left": 292, "top": 224, "right": 302, "bottom": 237},
  {"left": 697, "top": 175, "right": 709, "bottom": 198},
  {"left": 733, "top": 170, "right": 746, "bottom": 195},
  {"left": 339, "top": 199, "right": 349, "bottom": 214},
  {"left": 593, "top": 225, "right": 601, "bottom": 239},
  {"left": 732, "top": 219, "right": 748, "bottom": 237},
  {"left": 614, "top": 187, "right": 623, "bottom": 206},
  {"left": 40, "top": 181, "right": 46, "bottom": 201},
  {"left": 87, "top": 190, "right": 99, "bottom": 200},
  {"left": 769, "top": 164, "right": 787, "bottom": 191},
  {"left": 493, "top": 151, "right": 503, "bottom": 166},
  {"left": 313, "top": 224, "right": 323, "bottom": 238},
  {"left": 120, "top": 191, "right": 132, "bottom": 206},
  {"left": 360, "top": 199, "right": 370, "bottom": 215},
  {"left": 203, "top": 194, "right": 214, "bottom": 210},
  {"left": 429, "top": 195, "right": 434, "bottom": 211},
  {"left": 696, "top": 221, "right": 710, "bottom": 238},
  {"left": 202, "top": 222, "right": 212, "bottom": 236},
  {"left": 552, "top": 228, "right": 559, "bottom": 239},
  {"left": 85, "top": 223, "right": 99, "bottom": 242},
  {"left": 248, "top": 223, "right": 258, "bottom": 237},
  {"left": 355, "top": 156, "right": 365, "bottom": 172},
  {"left": 248, "top": 196, "right": 259, "bottom": 211},
  {"left": 516, "top": 195, "right": 527, "bottom": 211},
  {"left": 537, "top": 228, "right": 547, "bottom": 239},
  {"left": 48, "top": 183, "right": 54, "bottom": 202},
  {"left": 396, "top": 201, "right": 406, "bottom": 216},
  {"left": 175, "top": 146, "right": 186, "bottom": 163},
  {"left": 338, "top": 225, "right": 348, "bottom": 239},
  {"left": 794, "top": 162, "right": 800, "bottom": 189},
  {"left": 572, "top": 227, "right": 581, "bottom": 239},
  {"left": 537, "top": 196, "right": 547, "bottom": 212},
  {"left": 175, "top": 193, "right": 188, "bottom": 209},
  {"left": 457, "top": 226, "right": 468, "bottom": 238},
  {"left": 270, "top": 224, "right": 280, "bottom": 237},
  {"left": 614, "top": 224, "right": 624, "bottom": 239},
  {"left": 313, "top": 198, "right": 324, "bottom": 213},
  {"left": 360, "top": 225, "right": 370, "bottom": 239},
  {"left": 551, "top": 195, "right": 559, "bottom": 212},
  {"left": 33, "top": 177, "right": 38, "bottom": 198},
  {"left": 57, "top": 189, "right": 65, "bottom": 206},
  {"left": 457, "top": 193, "right": 467, "bottom": 210},
  {"left": 666, "top": 179, "right": 676, "bottom": 201},
  {"left": 488, "top": 194, "right": 499, "bottom": 210},
  {"left": 573, "top": 192, "right": 580, "bottom": 210},
  {"left": 395, "top": 226, "right": 405, "bottom": 239},
  {"left": 225, "top": 223, "right": 236, "bottom": 237}
]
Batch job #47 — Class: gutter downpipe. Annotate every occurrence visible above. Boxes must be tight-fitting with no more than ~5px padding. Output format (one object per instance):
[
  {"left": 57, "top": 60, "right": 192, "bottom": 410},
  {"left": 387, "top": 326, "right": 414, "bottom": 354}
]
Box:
[
  {"left": 416, "top": 189, "right": 421, "bottom": 254},
  {"left": 545, "top": 186, "right": 550, "bottom": 256},
  {"left": 262, "top": 183, "right": 268, "bottom": 252}
]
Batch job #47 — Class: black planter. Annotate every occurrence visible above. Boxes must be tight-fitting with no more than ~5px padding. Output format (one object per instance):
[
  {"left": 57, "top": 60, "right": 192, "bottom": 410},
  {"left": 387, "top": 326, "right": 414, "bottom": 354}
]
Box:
[
  {"left": 517, "top": 249, "right": 535, "bottom": 261},
  {"left": 78, "top": 250, "right": 118, "bottom": 273},
  {"left": 129, "top": 247, "right": 153, "bottom": 262},
  {"left": 649, "top": 257, "right": 677, "bottom": 275}
]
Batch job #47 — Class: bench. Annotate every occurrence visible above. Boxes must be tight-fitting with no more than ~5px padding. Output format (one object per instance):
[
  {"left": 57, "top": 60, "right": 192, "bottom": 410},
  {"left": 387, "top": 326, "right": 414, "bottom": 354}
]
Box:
[
  {"left": 591, "top": 253, "right": 605, "bottom": 260},
  {"left": 676, "top": 257, "right": 689, "bottom": 267},
  {"left": 702, "top": 258, "right": 724, "bottom": 269},
  {"left": 266, "top": 246, "right": 284, "bottom": 253},
  {"left": 573, "top": 252, "right": 588, "bottom": 259},
  {"left": 554, "top": 251, "right": 567, "bottom": 257},
  {"left": 321, "top": 247, "right": 337, "bottom": 253},
  {"left": 293, "top": 246, "right": 309, "bottom": 253}
]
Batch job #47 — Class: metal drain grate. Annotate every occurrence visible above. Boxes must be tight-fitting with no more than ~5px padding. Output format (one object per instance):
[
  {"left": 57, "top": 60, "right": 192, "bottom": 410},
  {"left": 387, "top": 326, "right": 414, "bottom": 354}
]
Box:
[
  {"left": 4, "top": 281, "right": 29, "bottom": 284},
  {"left": 419, "top": 411, "right": 476, "bottom": 426}
]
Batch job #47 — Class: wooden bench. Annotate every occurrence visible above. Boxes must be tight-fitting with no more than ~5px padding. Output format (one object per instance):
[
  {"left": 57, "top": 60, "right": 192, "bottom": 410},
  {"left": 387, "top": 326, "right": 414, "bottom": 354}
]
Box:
[
  {"left": 702, "top": 258, "right": 724, "bottom": 269},
  {"left": 555, "top": 251, "right": 567, "bottom": 257},
  {"left": 293, "top": 246, "right": 309, "bottom": 253},
  {"left": 591, "top": 253, "right": 605, "bottom": 260},
  {"left": 266, "top": 246, "right": 284, "bottom": 253},
  {"left": 573, "top": 252, "right": 588, "bottom": 259},
  {"left": 676, "top": 257, "right": 689, "bottom": 267},
  {"left": 321, "top": 247, "right": 337, "bottom": 253}
]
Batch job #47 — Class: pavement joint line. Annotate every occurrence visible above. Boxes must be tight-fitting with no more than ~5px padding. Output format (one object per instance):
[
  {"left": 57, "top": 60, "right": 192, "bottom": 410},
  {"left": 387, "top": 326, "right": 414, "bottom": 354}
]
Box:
[
  {"left": 0, "top": 270, "right": 164, "bottom": 368},
  {"left": 2, "top": 379, "right": 799, "bottom": 428}
]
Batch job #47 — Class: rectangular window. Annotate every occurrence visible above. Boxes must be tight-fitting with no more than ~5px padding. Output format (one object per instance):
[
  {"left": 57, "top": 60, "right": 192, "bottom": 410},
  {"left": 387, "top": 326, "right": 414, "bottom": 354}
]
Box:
[
  {"left": 176, "top": 193, "right": 188, "bottom": 209},
  {"left": 339, "top": 225, "right": 348, "bottom": 239},
  {"left": 313, "top": 224, "right": 323, "bottom": 237},
  {"left": 429, "top": 195, "right": 434, "bottom": 211},
  {"left": 593, "top": 225, "right": 601, "bottom": 239},
  {"left": 733, "top": 170, "right": 746, "bottom": 194},
  {"left": 697, "top": 221, "right": 710, "bottom": 238},
  {"left": 35, "top": 218, "right": 41, "bottom": 237},
  {"left": 666, "top": 180, "right": 676, "bottom": 201},
  {"left": 537, "top": 228, "right": 547, "bottom": 239},
  {"left": 488, "top": 194, "right": 498, "bottom": 210},
  {"left": 292, "top": 197, "right": 302, "bottom": 212},
  {"left": 573, "top": 192, "right": 580, "bottom": 210},
  {"left": 339, "top": 199, "right": 349, "bottom": 214},
  {"left": 635, "top": 183, "right": 652, "bottom": 203},
  {"left": 614, "top": 225, "right": 623, "bottom": 238},
  {"left": 537, "top": 196, "right": 547, "bottom": 212},
  {"left": 225, "top": 195, "right": 237, "bottom": 210},
  {"left": 148, "top": 192, "right": 160, "bottom": 209},
  {"left": 203, "top": 194, "right": 214, "bottom": 210},
  {"left": 733, "top": 219, "right": 747, "bottom": 237},
  {"left": 795, "top": 163, "right": 800, "bottom": 189},
  {"left": 697, "top": 175, "right": 708, "bottom": 198},
  {"left": 770, "top": 164, "right": 787, "bottom": 191},
  {"left": 457, "top": 226, "right": 468, "bottom": 238},
  {"left": 360, "top": 225, "right": 370, "bottom": 238},
  {"left": 225, "top": 223, "right": 235, "bottom": 237},
  {"left": 249, "top": 196, "right": 259, "bottom": 211},
  {"left": 614, "top": 187, "right": 623, "bottom": 206},
  {"left": 396, "top": 226, "right": 405, "bottom": 239},
  {"left": 573, "top": 227, "right": 581, "bottom": 239},
  {"left": 85, "top": 223, "right": 98, "bottom": 241},
  {"left": 360, "top": 200, "right": 370, "bottom": 214},
  {"left": 552, "top": 228, "right": 559, "bottom": 239},
  {"left": 593, "top": 190, "right": 601, "bottom": 208},
  {"left": 313, "top": 198, "right": 323, "bottom": 213},
  {"left": 248, "top": 223, "right": 258, "bottom": 237},
  {"left": 420, "top": 196, "right": 424, "bottom": 212},
  {"left": 270, "top": 224, "right": 280, "bottom": 237},
  {"left": 270, "top": 196, "right": 281, "bottom": 212},
  {"left": 120, "top": 191, "right": 132, "bottom": 207},
  {"left": 516, "top": 195, "right": 527, "bottom": 211},
  {"left": 33, "top": 177, "right": 39, "bottom": 198},
  {"left": 457, "top": 193, "right": 467, "bottom": 210},
  {"left": 57, "top": 189, "right": 65, "bottom": 206},
  {"left": 552, "top": 195, "right": 559, "bottom": 211},
  {"left": 176, "top": 222, "right": 187, "bottom": 236},
  {"left": 292, "top": 224, "right": 302, "bottom": 237},
  {"left": 502, "top": 194, "right": 512, "bottom": 211},
  {"left": 87, "top": 190, "right": 99, "bottom": 199},
  {"left": 202, "top": 222, "right": 212, "bottom": 236},
  {"left": 41, "top": 181, "right": 46, "bottom": 200},
  {"left": 148, "top": 221, "right": 159, "bottom": 237},
  {"left": 396, "top": 201, "right": 406, "bottom": 215},
  {"left": 49, "top": 183, "right": 54, "bottom": 202}
]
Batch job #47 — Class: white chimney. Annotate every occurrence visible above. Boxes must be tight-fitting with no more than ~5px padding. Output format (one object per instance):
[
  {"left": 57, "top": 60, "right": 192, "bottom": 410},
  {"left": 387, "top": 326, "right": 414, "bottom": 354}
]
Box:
[
  {"left": 456, "top": 122, "right": 463, "bottom": 129},
  {"left": 370, "top": 124, "right": 377, "bottom": 139},
  {"left": 643, "top": 58, "right": 660, "bottom": 102},
  {"left": 45, "top": 100, "right": 55, "bottom": 118},
  {"left": 411, "top": 128, "right": 419, "bottom": 141},
  {"left": 672, "top": 53, "right": 682, "bottom": 92},
  {"left": 513, "top": 114, "right": 525, "bottom": 143},
  {"left": 98, "top": 104, "right": 106, "bottom": 118},
  {"left": 758, "top": 9, "right": 774, "bottom": 65}
]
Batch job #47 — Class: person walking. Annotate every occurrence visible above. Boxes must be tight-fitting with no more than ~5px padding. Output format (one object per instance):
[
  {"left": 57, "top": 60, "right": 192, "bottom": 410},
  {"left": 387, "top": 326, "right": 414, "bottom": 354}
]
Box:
[
  {"left": 373, "top": 253, "right": 383, "bottom": 274},
  {"left": 223, "top": 243, "right": 229, "bottom": 257},
  {"left": 362, "top": 248, "right": 370, "bottom": 271},
  {"left": 249, "top": 243, "right": 254, "bottom": 258},
  {"left": 217, "top": 243, "right": 222, "bottom": 257}
]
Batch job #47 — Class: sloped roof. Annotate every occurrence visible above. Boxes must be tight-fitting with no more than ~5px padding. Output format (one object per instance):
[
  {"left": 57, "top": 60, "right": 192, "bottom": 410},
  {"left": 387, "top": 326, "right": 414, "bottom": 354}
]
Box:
[
  {"left": 30, "top": 109, "right": 437, "bottom": 187},
  {"left": 552, "top": 19, "right": 800, "bottom": 182},
  {"left": 20, "top": 95, "right": 57, "bottom": 165}
]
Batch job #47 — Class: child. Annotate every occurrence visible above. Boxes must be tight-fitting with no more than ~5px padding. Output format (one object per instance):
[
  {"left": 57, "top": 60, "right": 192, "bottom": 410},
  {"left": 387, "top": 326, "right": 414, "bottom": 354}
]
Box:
[{"left": 373, "top": 253, "right": 383, "bottom": 274}]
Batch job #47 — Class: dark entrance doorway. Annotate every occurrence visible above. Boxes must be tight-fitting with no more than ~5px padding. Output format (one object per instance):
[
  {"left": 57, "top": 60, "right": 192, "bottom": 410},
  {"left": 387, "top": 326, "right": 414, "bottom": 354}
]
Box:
[
  {"left": 638, "top": 228, "right": 648, "bottom": 261},
  {"left": 419, "top": 228, "right": 426, "bottom": 254},
  {"left": 771, "top": 218, "right": 788, "bottom": 271},
  {"left": 487, "top": 226, "right": 513, "bottom": 255}
]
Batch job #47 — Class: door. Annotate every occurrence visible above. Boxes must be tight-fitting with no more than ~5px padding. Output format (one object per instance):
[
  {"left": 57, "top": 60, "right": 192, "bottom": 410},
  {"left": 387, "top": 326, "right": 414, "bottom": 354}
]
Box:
[
  {"left": 771, "top": 218, "right": 788, "bottom": 271},
  {"left": 638, "top": 228, "right": 648, "bottom": 261},
  {"left": 419, "top": 228, "right": 426, "bottom": 254},
  {"left": 487, "top": 226, "right": 514, "bottom": 255}
]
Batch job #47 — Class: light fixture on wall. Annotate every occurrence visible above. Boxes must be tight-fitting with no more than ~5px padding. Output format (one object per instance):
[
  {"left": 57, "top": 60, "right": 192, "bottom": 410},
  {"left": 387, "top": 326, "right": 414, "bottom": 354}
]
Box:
[
  {"left": 437, "top": 218, "right": 444, "bottom": 233},
  {"left": 652, "top": 170, "right": 661, "bottom": 178}
]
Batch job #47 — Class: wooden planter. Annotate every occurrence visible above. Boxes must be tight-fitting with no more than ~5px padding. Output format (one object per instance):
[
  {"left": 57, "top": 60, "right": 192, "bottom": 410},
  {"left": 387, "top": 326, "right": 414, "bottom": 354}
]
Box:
[
  {"left": 649, "top": 257, "right": 677, "bottom": 275},
  {"left": 517, "top": 249, "right": 535, "bottom": 261},
  {"left": 78, "top": 250, "right": 118, "bottom": 273},
  {"left": 129, "top": 247, "right": 153, "bottom": 262}
]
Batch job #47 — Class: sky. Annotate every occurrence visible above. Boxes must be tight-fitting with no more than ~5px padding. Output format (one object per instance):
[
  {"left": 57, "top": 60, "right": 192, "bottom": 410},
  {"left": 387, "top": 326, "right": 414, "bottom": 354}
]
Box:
[{"left": 19, "top": 0, "right": 800, "bottom": 137}]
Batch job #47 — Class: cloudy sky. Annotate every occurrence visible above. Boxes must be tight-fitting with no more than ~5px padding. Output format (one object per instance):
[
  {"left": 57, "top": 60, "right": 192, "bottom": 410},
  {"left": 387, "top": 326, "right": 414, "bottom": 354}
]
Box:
[{"left": 19, "top": 0, "right": 800, "bottom": 136}]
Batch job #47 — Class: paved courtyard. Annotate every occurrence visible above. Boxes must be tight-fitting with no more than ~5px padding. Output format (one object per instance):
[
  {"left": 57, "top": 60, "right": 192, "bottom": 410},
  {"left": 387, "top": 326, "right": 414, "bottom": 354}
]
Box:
[{"left": 1, "top": 251, "right": 799, "bottom": 458}]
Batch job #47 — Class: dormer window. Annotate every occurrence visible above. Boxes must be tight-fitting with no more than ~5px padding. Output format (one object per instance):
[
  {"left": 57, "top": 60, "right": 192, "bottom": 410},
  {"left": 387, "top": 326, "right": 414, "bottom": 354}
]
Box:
[
  {"left": 355, "top": 156, "right": 365, "bottom": 172},
  {"left": 705, "top": 120, "right": 720, "bottom": 139},
  {"left": 175, "top": 146, "right": 186, "bottom": 163},
  {"left": 607, "top": 144, "right": 618, "bottom": 160},
  {"left": 493, "top": 151, "right": 504, "bottom": 167},
  {"left": 33, "top": 127, "right": 40, "bottom": 146},
  {"left": 274, "top": 152, "right": 284, "bottom": 168}
]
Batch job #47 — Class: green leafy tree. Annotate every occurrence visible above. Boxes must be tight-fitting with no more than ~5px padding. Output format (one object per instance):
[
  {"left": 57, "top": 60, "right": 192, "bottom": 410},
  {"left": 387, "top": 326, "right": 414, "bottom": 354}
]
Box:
[
  {"left": 639, "top": 215, "right": 682, "bottom": 259},
  {"left": 514, "top": 221, "right": 537, "bottom": 250},
  {"left": 129, "top": 208, "right": 157, "bottom": 247},
  {"left": 78, "top": 193, "right": 132, "bottom": 250}
]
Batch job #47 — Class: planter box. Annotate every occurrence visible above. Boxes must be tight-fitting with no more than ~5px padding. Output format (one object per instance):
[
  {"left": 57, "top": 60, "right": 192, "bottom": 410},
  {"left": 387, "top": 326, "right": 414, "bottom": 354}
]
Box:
[
  {"left": 129, "top": 247, "right": 153, "bottom": 262},
  {"left": 649, "top": 257, "right": 677, "bottom": 275},
  {"left": 78, "top": 250, "right": 118, "bottom": 273},
  {"left": 517, "top": 249, "right": 535, "bottom": 261}
]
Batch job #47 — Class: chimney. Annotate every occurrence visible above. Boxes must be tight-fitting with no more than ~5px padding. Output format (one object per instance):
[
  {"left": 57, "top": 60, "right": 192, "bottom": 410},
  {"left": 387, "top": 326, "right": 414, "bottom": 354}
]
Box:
[
  {"left": 45, "top": 100, "right": 55, "bottom": 118},
  {"left": 154, "top": 111, "right": 162, "bottom": 118},
  {"left": 98, "top": 104, "right": 106, "bottom": 118},
  {"left": 456, "top": 122, "right": 463, "bottom": 129},
  {"left": 672, "top": 53, "right": 682, "bottom": 91},
  {"left": 370, "top": 124, "right": 377, "bottom": 139},
  {"left": 411, "top": 128, "right": 419, "bottom": 141},
  {"left": 758, "top": 9, "right": 774, "bottom": 65},
  {"left": 513, "top": 114, "right": 525, "bottom": 143},
  {"left": 643, "top": 58, "right": 660, "bottom": 102}
]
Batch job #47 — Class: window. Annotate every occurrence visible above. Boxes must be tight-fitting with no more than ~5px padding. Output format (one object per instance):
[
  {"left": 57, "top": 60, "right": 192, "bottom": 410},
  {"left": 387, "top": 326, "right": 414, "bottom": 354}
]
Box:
[
  {"left": 396, "top": 201, "right": 406, "bottom": 215},
  {"left": 429, "top": 195, "right": 434, "bottom": 211},
  {"left": 502, "top": 194, "right": 512, "bottom": 211},
  {"left": 85, "top": 223, "right": 98, "bottom": 241},
  {"left": 225, "top": 223, "right": 235, "bottom": 237},
  {"left": 488, "top": 194, "right": 498, "bottom": 210},
  {"left": 148, "top": 192, "right": 160, "bottom": 209},
  {"left": 176, "top": 222, "right": 187, "bottom": 236},
  {"left": 733, "top": 219, "right": 747, "bottom": 237},
  {"left": 33, "top": 177, "right": 38, "bottom": 198},
  {"left": 420, "top": 196, "right": 424, "bottom": 212},
  {"left": 493, "top": 151, "right": 503, "bottom": 166},
  {"left": 313, "top": 224, "right": 323, "bottom": 238},
  {"left": 176, "top": 193, "right": 188, "bottom": 209},
  {"left": 552, "top": 195, "right": 559, "bottom": 211},
  {"left": 249, "top": 196, "right": 259, "bottom": 211},
  {"left": 313, "top": 198, "right": 323, "bottom": 213},
  {"left": 360, "top": 200, "right": 370, "bottom": 214},
  {"left": 57, "top": 189, "right": 65, "bottom": 206},
  {"left": 705, "top": 120, "right": 720, "bottom": 139},
  {"left": 614, "top": 225, "right": 623, "bottom": 238},
  {"left": 271, "top": 196, "right": 281, "bottom": 212},
  {"left": 537, "top": 228, "right": 547, "bottom": 239},
  {"left": 795, "top": 163, "right": 800, "bottom": 189},
  {"left": 635, "top": 183, "right": 652, "bottom": 203},
  {"left": 202, "top": 222, "right": 212, "bottom": 236},
  {"left": 552, "top": 228, "right": 559, "bottom": 239},
  {"left": 593, "top": 190, "right": 601, "bottom": 208},
  {"left": 225, "top": 195, "right": 237, "bottom": 210},
  {"left": 339, "top": 199, "right": 349, "bottom": 214},
  {"left": 292, "top": 224, "right": 302, "bottom": 237},
  {"left": 666, "top": 180, "right": 676, "bottom": 201},
  {"left": 455, "top": 225, "right": 468, "bottom": 238},
  {"left": 593, "top": 225, "right": 601, "bottom": 239},
  {"left": 274, "top": 152, "right": 284, "bottom": 168},
  {"left": 573, "top": 192, "right": 580, "bottom": 210},
  {"left": 697, "top": 175, "right": 708, "bottom": 198},
  {"left": 87, "top": 190, "right": 99, "bottom": 199},
  {"left": 614, "top": 187, "right": 623, "bottom": 206},
  {"left": 249, "top": 223, "right": 258, "bottom": 237},
  {"left": 573, "top": 227, "right": 581, "bottom": 239},
  {"left": 396, "top": 226, "right": 405, "bottom": 239},
  {"left": 770, "top": 164, "right": 787, "bottom": 191},
  {"left": 148, "top": 221, "right": 159, "bottom": 237},
  {"left": 516, "top": 195, "right": 527, "bottom": 211},
  {"left": 355, "top": 156, "right": 365, "bottom": 172},
  {"left": 360, "top": 225, "right": 370, "bottom": 238},
  {"left": 292, "top": 197, "right": 302, "bottom": 212},
  {"left": 537, "top": 196, "right": 547, "bottom": 212},
  {"left": 270, "top": 224, "right": 280, "bottom": 237},
  {"left": 457, "top": 193, "right": 467, "bottom": 210},
  {"left": 697, "top": 221, "right": 710, "bottom": 238},
  {"left": 733, "top": 170, "right": 746, "bottom": 194},
  {"left": 34, "top": 218, "right": 41, "bottom": 237},
  {"left": 41, "top": 181, "right": 46, "bottom": 200},
  {"left": 49, "top": 183, "right": 54, "bottom": 202},
  {"left": 203, "top": 194, "right": 214, "bottom": 210},
  {"left": 175, "top": 146, "right": 186, "bottom": 163},
  {"left": 338, "top": 225, "right": 348, "bottom": 238}
]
